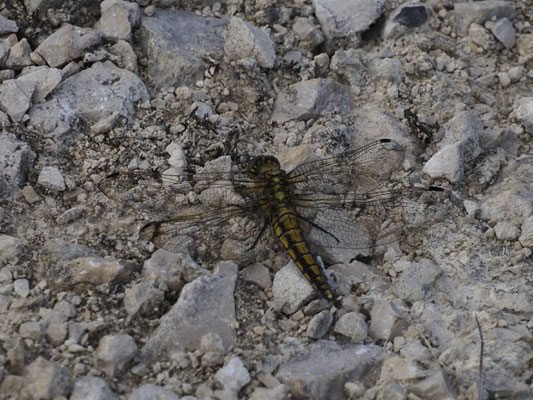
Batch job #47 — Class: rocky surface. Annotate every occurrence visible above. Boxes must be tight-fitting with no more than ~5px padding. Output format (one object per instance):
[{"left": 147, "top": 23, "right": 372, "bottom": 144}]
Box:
[{"left": 0, "top": 1, "right": 532, "bottom": 399}]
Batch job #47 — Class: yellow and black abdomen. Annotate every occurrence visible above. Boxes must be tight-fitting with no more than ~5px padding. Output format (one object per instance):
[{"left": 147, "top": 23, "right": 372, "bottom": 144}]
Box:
[{"left": 271, "top": 205, "right": 335, "bottom": 302}]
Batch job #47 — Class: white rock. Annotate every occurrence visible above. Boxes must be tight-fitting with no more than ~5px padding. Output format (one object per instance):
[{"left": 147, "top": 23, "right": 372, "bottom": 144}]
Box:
[
  {"left": 514, "top": 97, "right": 533, "bottom": 131},
  {"left": 5, "top": 38, "right": 32, "bottom": 70},
  {"left": 0, "top": 78, "right": 36, "bottom": 122},
  {"left": 71, "top": 376, "right": 117, "bottom": 400},
  {"left": 37, "top": 166, "right": 66, "bottom": 191},
  {"left": 333, "top": 312, "right": 368, "bottom": 343},
  {"left": 129, "top": 384, "right": 179, "bottom": 400},
  {"left": 369, "top": 300, "right": 409, "bottom": 341},
  {"left": 423, "top": 142, "right": 464, "bottom": 183},
  {"left": 519, "top": 216, "right": 533, "bottom": 248},
  {"left": 23, "top": 357, "right": 73, "bottom": 399},
  {"left": 494, "top": 221, "right": 520, "bottom": 241},
  {"left": 0, "top": 15, "right": 18, "bottom": 35},
  {"left": 13, "top": 279, "right": 29, "bottom": 298},
  {"left": 307, "top": 310, "right": 333, "bottom": 339},
  {"left": 224, "top": 17, "right": 276, "bottom": 69},
  {"left": 95, "top": 334, "right": 138, "bottom": 377},
  {"left": 0, "top": 235, "right": 27, "bottom": 260},
  {"left": 215, "top": 357, "right": 251, "bottom": 393},
  {"left": 240, "top": 263, "right": 272, "bottom": 289},
  {"left": 272, "top": 261, "right": 317, "bottom": 315},
  {"left": 18, "top": 66, "right": 62, "bottom": 103},
  {"left": 392, "top": 259, "right": 443, "bottom": 302},
  {"left": 124, "top": 282, "right": 164, "bottom": 319}
]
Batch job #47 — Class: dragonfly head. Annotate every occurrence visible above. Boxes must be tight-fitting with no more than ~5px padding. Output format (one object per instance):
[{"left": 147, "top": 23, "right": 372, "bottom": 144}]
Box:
[{"left": 248, "top": 156, "right": 281, "bottom": 179}]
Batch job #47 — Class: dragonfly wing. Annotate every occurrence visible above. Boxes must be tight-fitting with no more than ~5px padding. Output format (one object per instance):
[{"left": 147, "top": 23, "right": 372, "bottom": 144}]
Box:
[{"left": 288, "top": 139, "right": 405, "bottom": 195}]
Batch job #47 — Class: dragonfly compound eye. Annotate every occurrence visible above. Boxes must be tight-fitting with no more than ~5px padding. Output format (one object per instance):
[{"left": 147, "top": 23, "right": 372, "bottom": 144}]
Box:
[{"left": 248, "top": 156, "right": 281, "bottom": 178}]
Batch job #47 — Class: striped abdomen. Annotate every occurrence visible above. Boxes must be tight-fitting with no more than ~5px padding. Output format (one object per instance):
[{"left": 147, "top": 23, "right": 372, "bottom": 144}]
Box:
[{"left": 271, "top": 206, "right": 334, "bottom": 301}]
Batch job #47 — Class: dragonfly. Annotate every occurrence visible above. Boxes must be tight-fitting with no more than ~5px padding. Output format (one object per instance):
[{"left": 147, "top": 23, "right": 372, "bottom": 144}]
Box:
[{"left": 98, "top": 138, "right": 464, "bottom": 303}]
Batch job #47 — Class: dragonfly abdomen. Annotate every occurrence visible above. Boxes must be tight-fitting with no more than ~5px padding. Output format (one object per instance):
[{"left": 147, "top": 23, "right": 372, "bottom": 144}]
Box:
[{"left": 271, "top": 206, "right": 335, "bottom": 302}]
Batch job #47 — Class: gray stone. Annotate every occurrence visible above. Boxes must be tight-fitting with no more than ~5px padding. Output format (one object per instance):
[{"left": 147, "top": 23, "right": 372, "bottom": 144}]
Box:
[
  {"left": 19, "top": 321, "right": 43, "bottom": 340},
  {"left": 45, "top": 322, "right": 68, "bottom": 346},
  {"left": 0, "top": 295, "right": 12, "bottom": 312},
  {"left": 5, "top": 38, "right": 32, "bottom": 70},
  {"left": 307, "top": 310, "right": 333, "bottom": 339},
  {"left": 0, "top": 78, "right": 35, "bottom": 122},
  {"left": 141, "top": 261, "right": 237, "bottom": 361},
  {"left": 23, "top": 357, "right": 73, "bottom": 399},
  {"left": 330, "top": 48, "right": 365, "bottom": 90},
  {"left": 95, "top": 3, "right": 134, "bottom": 41},
  {"left": 516, "top": 34, "right": 533, "bottom": 58},
  {"left": 368, "top": 58, "right": 404, "bottom": 84},
  {"left": 469, "top": 23, "right": 491, "bottom": 50},
  {"left": 293, "top": 17, "right": 324, "bottom": 49},
  {"left": 0, "top": 235, "right": 28, "bottom": 260},
  {"left": 139, "top": 10, "right": 228, "bottom": 89},
  {"left": 23, "top": 0, "right": 64, "bottom": 14},
  {"left": 68, "top": 256, "right": 127, "bottom": 286},
  {"left": 380, "top": 355, "right": 426, "bottom": 381},
  {"left": 519, "top": 216, "right": 533, "bottom": 248},
  {"left": 142, "top": 249, "right": 209, "bottom": 292},
  {"left": 56, "top": 206, "right": 84, "bottom": 225},
  {"left": 368, "top": 300, "right": 409, "bottom": 341},
  {"left": 333, "top": 312, "right": 368, "bottom": 343},
  {"left": 0, "top": 15, "right": 18, "bottom": 35},
  {"left": 129, "top": 384, "right": 179, "bottom": 400},
  {"left": 108, "top": 40, "right": 138, "bottom": 72},
  {"left": 392, "top": 259, "right": 443, "bottom": 303},
  {"left": 423, "top": 142, "right": 464, "bottom": 183},
  {"left": 383, "top": 4, "right": 430, "bottom": 39},
  {"left": 224, "top": 17, "right": 276, "bottom": 69},
  {"left": 13, "top": 278, "right": 29, "bottom": 298},
  {"left": 240, "top": 262, "right": 272, "bottom": 289},
  {"left": 313, "top": 0, "right": 387, "bottom": 41},
  {"left": 200, "top": 332, "right": 225, "bottom": 354},
  {"left": 400, "top": 340, "right": 431, "bottom": 366},
  {"left": 272, "top": 261, "right": 317, "bottom": 315},
  {"left": 439, "top": 111, "right": 483, "bottom": 163},
  {"left": 0, "top": 134, "right": 36, "bottom": 186},
  {"left": 215, "top": 357, "right": 251, "bottom": 395},
  {"left": 124, "top": 282, "right": 164, "bottom": 318},
  {"left": 54, "top": 299, "right": 77, "bottom": 319},
  {"left": 276, "top": 341, "right": 386, "bottom": 399},
  {"left": 250, "top": 385, "right": 289, "bottom": 400},
  {"left": 507, "top": 66, "right": 524, "bottom": 82},
  {"left": 409, "top": 369, "right": 455, "bottom": 399},
  {"left": 35, "top": 24, "right": 101, "bottom": 68},
  {"left": 95, "top": 334, "right": 138, "bottom": 377},
  {"left": 480, "top": 185, "right": 533, "bottom": 226},
  {"left": 18, "top": 66, "right": 62, "bottom": 103},
  {"left": 272, "top": 78, "right": 353, "bottom": 124},
  {"left": 454, "top": 1, "right": 516, "bottom": 37},
  {"left": 29, "top": 61, "right": 148, "bottom": 141},
  {"left": 37, "top": 166, "right": 66, "bottom": 191},
  {"left": 489, "top": 17, "right": 516, "bottom": 49},
  {"left": 494, "top": 221, "right": 520, "bottom": 241},
  {"left": 514, "top": 97, "right": 533, "bottom": 131},
  {"left": 71, "top": 376, "right": 117, "bottom": 400}
]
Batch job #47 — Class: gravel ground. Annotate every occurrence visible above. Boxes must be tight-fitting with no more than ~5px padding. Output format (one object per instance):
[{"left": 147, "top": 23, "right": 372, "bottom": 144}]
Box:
[{"left": 1, "top": 0, "right": 533, "bottom": 399}]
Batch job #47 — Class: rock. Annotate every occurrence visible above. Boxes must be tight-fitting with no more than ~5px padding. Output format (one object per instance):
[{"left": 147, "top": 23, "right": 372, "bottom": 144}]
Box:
[
  {"left": 514, "top": 97, "right": 533, "bottom": 131},
  {"left": 214, "top": 357, "right": 251, "bottom": 395},
  {"left": 250, "top": 385, "right": 289, "bottom": 400},
  {"left": 0, "top": 78, "right": 36, "bottom": 122},
  {"left": 494, "top": 221, "right": 520, "bottom": 241},
  {"left": 54, "top": 299, "right": 77, "bottom": 319},
  {"left": 439, "top": 111, "right": 483, "bottom": 163},
  {"left": 400, "top": 340, "right": 431, "bottom": 366},
  {"left": 392, "top": 259, "right": 443, "bottom": 303},
  {"left": 519, "top": 216, "right": 533, "bottom": 248},
  {"left": 139, "top": 9, "right": 228, "bottom": 89},
  {"left": 272, "top": 261, "right": 318, "bottom": 314},
  {"left": 409, "top": 369, "right": 455, "bottom": 399},
  {"left": 0, "top": 15, "right": 18, "bottom": 35},
  {"left": 56, "top": 206, "right": 84, "bottom": 225},
  {"left": 293, "top": 17, "right": 324, "bottom": 49},
  {"left": 95, "top": 1, "right": 138, "bottom": 42},
  {"left": 0, "top": 235, "right": 28, "bottom": 260},
  {"left": 141, "top": 261, "right": 237, "bottom": 362},
  {"left": 108, "top": 40, "right": 138, "bottom": 72},
  {"left": 129, "top": 384, "right": 179, "bottom": 400},
  {"left": 29, "top": 61, "right": 148, "bottom": 142},
  {"left": 71, "top": 376, "right": 117, "bottom": 400},
  {"left": 368, "top": 58, "right": 404, "bottom": 84},
  {"left": 469, "top": 23, "right": 492, "bottom": 50},
  {"left": 368, "top": 299, "right": 409, "bottom": 341},
  {"left": 516, "top": 34, "right": 533, "bottom": 58},
  {"left": 224, "top": 16, "right": 276, "bottom": 69},
  {"left": 95, "top": 334, "right": 138, "bottom": 377},
  {"left": 383, "top": 4, "right": 430, "bottom": 39},
  {"left": 68, "top": 256, "right": 128, "bottom": 286},
  {"left": 18, "top": 66, "right": 62, "bottom": 103},
  {"left": 313, "top": 0, "right": 387, "bottom": 41},
  {"left": 35, "top": 24, "right": 101, "bottom": 67},
  {"left": 507, "top": 66, "right": 524, "bottom": 82},
  {"left": 272, "top": 78, "right": 353, "bottom": 124},
  {"left": 329, "top": 260, "right": 391, "bottom": 294},
  {"left": 489, "top": 17, "right": 516, "bottom": 49},
  {"left": 380, "top": 355, "right": 426, "bottom": 381},
  {"left": 276, "top": 341, "right": 386, "bottom": 399},
  {"left": 240, "top": 262, "right": 272, "bottom": 289},
  {"left": 454, "top": 1, "right": 516, "bottom": 37},
  {"left": 5, "top": 38, "right": 32, "bottom": 70},
  {"left": 23, "top": 0, "right": 64, "bottom": 14},
  {"left": 45, "top": 322, "right": 68, "bottom": 346},
  {"left": 333, "top": 312, "right": 368, "bottom": 343},
  {"left": 307, "top": 310, "right": 333, "bottom": 339},
  {"left": 13, "top": 278, "right": 29, "bottom": 298},
  {"left": 0, "top": 134, "right": 36, "bottom": 186},
  {"left": 124, "top": 282, "right": 164, "bottom": 318},
  {"left": 330, "top": 48, "right": 365, "bottom": 90},
  {"left": 19, "top": 321, "right": 43, "bottom": 340},
  {"left": 142, "top": 249, "right": 209, "bottom": 292},
  {"left": 23, "top": 357, "right": 73, "bottom": 399},
  {"left": 480, "top": 185, "right": 533, "bottom": 226},
  {"left": 37, "top": 166, "right": 66, "bottom": 191}
]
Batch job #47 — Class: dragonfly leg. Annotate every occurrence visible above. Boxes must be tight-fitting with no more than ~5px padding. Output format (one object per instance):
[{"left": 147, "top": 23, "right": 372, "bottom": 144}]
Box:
[{"left": 246, "top": 218, "right": 269, "bottom": 251}]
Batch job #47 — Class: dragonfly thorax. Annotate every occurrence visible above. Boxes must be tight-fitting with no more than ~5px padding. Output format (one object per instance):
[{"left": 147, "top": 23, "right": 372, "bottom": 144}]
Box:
[{"left": 248, "top": 155, "right": 284, "bottom": 180}]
